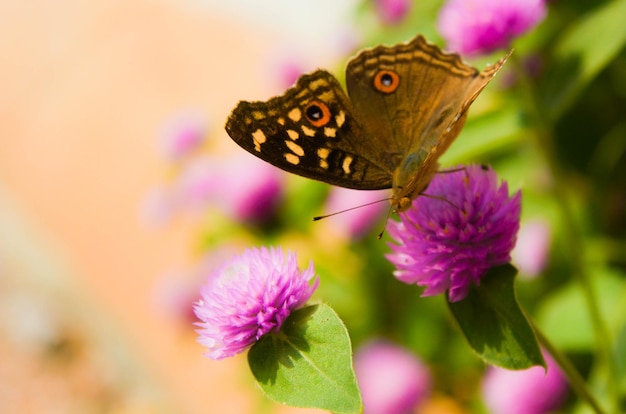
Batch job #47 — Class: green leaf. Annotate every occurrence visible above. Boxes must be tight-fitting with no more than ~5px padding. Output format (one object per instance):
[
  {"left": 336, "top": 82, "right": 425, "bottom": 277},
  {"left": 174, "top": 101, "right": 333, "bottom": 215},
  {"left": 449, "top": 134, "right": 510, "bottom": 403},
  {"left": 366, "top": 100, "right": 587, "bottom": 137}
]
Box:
[
  {"left": 540, "top": 0, "right": 626, "bottom": 121},
  {"left": 248, "top": 304, "right": 362, "bottom": 414},
  {"left": 448, "top": 264, "right": 545, "bottom": 370}
]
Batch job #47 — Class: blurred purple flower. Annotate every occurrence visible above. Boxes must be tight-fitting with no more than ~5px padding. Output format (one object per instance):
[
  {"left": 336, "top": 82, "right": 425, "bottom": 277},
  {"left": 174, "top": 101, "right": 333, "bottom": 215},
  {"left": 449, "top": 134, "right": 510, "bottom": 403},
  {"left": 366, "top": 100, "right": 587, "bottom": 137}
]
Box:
[
  {"left": 158, "top": 111, "right": 206, "bottom": 161},
  {"left": 438, "top": 0, "right": 547, "bottom": 56},
  {"left": 375, "top": 0, "right": 411, "bottom": 25},
  {"left": 193, "top": 246, "right": 319, "bottom": 359},
  {"left": 386, "top": 165, "right": 521, "bottom": 302},
  {"left": 176, "top": 152, "right": 284, "bottom": 223},
  {"left": 512, "top": 219, "right": 551, "bottom": 278},
  {"left": 323, "top": 188, "right": 388, "bottom": 239},
  {"left": 482, "top": 350, "right": 569, "bottom": 414},
  {"left": 355, "top": 340, "right": 431, "bottom": 414}
]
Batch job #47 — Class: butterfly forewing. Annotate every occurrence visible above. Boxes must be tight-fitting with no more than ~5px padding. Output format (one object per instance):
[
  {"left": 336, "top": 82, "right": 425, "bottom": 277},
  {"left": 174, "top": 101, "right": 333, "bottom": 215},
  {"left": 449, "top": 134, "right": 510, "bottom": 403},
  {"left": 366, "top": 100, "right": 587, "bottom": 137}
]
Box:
[{"left": 225, "top": 70, "right": 394, "bottom": 190}]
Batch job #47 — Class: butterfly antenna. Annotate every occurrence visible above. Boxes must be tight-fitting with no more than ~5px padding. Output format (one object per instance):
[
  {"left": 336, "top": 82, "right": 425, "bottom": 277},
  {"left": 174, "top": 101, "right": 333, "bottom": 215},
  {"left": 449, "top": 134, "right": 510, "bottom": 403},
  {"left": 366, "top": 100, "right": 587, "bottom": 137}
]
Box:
[
  {"left": 377, "top": 206, "right": 394, "bottom": 240},
  {"left": 312, "top": 197, "right": 390, "bottom": 221}
]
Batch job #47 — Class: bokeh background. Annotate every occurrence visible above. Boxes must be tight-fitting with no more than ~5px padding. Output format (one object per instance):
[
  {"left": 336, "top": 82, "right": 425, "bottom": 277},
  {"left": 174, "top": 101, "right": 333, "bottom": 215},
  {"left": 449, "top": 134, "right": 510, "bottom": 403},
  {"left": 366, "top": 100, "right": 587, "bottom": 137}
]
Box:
[
  {"left": 1, "top": 0, "right": 625, "bottom": 413},
  {"left": 0, "top": 1, "right": 355, "bottom": 412}
]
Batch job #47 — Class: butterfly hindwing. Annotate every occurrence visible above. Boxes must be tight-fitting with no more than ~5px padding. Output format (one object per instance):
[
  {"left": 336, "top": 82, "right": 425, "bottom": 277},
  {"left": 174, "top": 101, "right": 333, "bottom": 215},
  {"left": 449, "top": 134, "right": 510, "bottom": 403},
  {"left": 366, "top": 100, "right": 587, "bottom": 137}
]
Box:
[
  {"left": 346, "top": 35, "right": 505, "bottom": 160},
  {"left": 225, "top": 70, "right": 394, "bottom": 190},
  {"left": 345, "top": 35, "right": 510, "bottom": 208}
]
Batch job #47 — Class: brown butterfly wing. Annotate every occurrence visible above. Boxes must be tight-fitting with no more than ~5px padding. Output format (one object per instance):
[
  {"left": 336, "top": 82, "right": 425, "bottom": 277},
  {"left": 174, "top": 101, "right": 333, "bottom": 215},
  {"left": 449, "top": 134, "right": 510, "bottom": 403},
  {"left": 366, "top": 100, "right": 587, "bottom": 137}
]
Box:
[{"left": 345, "top": 35, "right": 510, "bottom": 209}]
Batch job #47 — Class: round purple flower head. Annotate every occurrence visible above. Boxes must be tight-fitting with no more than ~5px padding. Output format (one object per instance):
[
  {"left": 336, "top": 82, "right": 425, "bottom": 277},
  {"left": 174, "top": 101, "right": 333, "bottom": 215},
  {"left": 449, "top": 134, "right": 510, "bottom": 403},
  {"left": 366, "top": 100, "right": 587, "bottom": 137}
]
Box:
[
  {"left": 386, "top": 165, "right": 521, "bottom": 302},
  {"left": 193, "top": 246, "right": 319, "bottom": 359},
  {"left": 438, "top": 0, "right": 547, "bottom": 56}
]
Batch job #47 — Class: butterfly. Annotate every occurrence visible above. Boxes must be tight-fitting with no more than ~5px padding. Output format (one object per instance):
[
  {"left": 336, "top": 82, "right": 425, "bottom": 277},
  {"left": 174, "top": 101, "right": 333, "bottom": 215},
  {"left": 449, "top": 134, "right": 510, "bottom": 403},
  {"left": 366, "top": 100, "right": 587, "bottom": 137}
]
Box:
[{"left": 225, "top": 35, "right": 510, "bottom": 212}]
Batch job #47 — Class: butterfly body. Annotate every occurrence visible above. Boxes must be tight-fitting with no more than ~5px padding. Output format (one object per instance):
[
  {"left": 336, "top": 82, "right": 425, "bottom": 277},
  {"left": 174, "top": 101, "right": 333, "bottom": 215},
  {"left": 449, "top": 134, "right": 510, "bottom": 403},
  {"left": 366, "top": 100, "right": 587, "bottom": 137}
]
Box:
[{"left": 226, "top": 35, "right": 509, "bottom": 212}]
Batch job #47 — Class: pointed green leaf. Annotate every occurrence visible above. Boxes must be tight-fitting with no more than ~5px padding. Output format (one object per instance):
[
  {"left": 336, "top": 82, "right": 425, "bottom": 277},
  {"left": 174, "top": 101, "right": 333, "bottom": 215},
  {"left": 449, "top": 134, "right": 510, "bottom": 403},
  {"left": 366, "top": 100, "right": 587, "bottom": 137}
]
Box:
[
  {"left": 248, "top": 303, "right": 362, "bottom": 414},
  {"left": 448, "top": 264, "right": 544, "bottom": 370}
]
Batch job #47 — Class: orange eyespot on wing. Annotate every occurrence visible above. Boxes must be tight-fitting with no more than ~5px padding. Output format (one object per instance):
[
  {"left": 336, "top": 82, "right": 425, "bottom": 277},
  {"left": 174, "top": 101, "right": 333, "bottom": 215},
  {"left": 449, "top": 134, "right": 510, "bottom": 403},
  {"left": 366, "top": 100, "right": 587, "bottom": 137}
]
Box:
[
  {"left": 304, "top": 100, "right": 332, "bottom": 127},
  {"left": 373, "top": 70, "right": 400, "bottom": 94}
]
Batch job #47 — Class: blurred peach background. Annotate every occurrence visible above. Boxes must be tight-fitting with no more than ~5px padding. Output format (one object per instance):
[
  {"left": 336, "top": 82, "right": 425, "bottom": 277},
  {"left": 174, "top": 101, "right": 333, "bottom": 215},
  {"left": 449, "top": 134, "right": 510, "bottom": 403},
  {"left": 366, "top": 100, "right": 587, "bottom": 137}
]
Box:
[{"left": 0, "top": 1, "right": 355, "bottom": 412}]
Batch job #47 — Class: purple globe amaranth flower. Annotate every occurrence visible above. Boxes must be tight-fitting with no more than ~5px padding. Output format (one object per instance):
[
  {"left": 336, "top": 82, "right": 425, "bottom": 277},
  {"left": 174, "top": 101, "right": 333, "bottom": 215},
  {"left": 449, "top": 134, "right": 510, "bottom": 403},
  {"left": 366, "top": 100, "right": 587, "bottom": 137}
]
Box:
[
  {"left": 438, "top": 0, "right": 547, "bottom": 56},
  {"left": 482, "top": 350, "right": 569, "bottom": 414},
  {"left": 355, "top": 340, "right": 431, "bottom": 414},
  {"left": 193, "top": 246, "right": 319, "bottom": 359},
  {"left": 386, "top": 165, "right": 521, "bottom": 302}
]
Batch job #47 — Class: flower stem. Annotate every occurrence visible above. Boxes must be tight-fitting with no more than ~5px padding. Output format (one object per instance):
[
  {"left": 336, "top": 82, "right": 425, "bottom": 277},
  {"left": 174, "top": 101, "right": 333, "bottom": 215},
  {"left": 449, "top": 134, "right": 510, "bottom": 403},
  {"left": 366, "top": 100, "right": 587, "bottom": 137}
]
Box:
[
  {"left": 509, "top": 52, "right": 618, "bottom": 411},
  {"left": 531, "top": 321, "right": 606, "bottom": 414}
]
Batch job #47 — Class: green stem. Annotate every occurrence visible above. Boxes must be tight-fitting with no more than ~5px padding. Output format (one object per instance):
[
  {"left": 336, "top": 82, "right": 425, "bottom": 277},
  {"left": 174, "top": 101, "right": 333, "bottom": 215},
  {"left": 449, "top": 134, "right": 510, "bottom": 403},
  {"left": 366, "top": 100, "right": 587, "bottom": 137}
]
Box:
[
  {"left": 509, "top": 53, "right": 617, "bottom": 411},
  {"left": 532, "top": 321, "right": 606, "bottom": 414}
]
